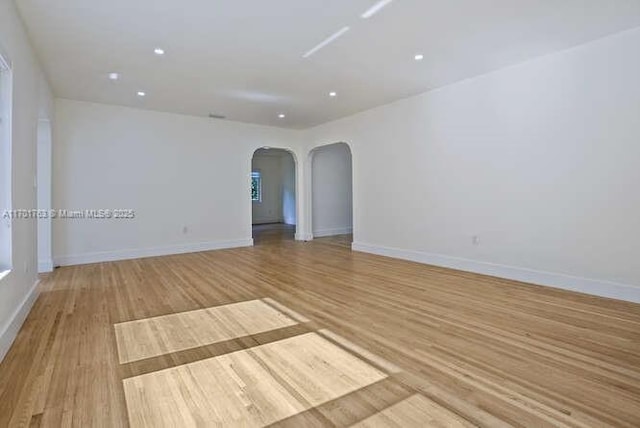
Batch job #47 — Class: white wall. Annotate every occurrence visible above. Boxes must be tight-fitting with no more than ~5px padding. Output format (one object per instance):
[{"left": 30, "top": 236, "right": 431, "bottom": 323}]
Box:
[
  {"left": 0, "top": 0, "right": 54, "bottom": 361},
  {"left": 53, "top": 99, "right": 300, "bottom": 265},
  {"left": 306, "top": 28, "right": 640, "bottom": 302},
  {"left": 0, "top": 50, "right": 11, "bottom": 272},
  {"left": 37, "top": 119, "right": 53, "bottom": 272},
  {"left": 311, "top": 143, "right": 352, "bottom": 237}
]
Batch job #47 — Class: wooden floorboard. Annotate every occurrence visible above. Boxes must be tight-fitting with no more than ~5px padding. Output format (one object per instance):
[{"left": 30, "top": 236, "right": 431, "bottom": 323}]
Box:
[
  {"left": 123, "top": 333, "right": 387, "bottom": 427},
  {"left": 0, "top": 233, "right": 639, "bottom": 427},
  {"left": 114, "top": 298, "right": 298, "bottom": 363}
]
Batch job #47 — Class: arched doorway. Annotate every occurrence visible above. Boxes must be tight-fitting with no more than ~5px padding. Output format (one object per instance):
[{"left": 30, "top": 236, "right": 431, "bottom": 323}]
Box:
[
  {"left": 250, "top": 148, "right": 297, "bottom": 245},
  {"left": 309, "top": 143, "right": 353, "bottom": 245}
]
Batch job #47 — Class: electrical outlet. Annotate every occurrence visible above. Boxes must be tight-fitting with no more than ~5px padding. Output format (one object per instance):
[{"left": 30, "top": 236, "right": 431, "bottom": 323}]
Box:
[
  {"left": 472, "top": 235, "right": 480, "bottom": 246},
  {"left": 182, "top": 226, "right": 188, "bottom": 234}
]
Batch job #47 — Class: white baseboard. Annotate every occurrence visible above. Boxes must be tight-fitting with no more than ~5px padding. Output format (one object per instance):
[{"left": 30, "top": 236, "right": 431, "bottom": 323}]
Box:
[
  {"left": 313, "top": 227, "right": 353, "bottom": 238},
  {"left": 38, "top": 259, "right": 53, "bottom": 273},
  {"left": 0, "top": 279, "right": 41, "bottom": 363},
  {"left": 352, "top": 242, "right": 640, "bottom": 304},
  {"left": 54, "top": 239, "right": 253, "bottom": 267},
  {"left": 295, "top": 233, "right": 314, "bottom": 241}
]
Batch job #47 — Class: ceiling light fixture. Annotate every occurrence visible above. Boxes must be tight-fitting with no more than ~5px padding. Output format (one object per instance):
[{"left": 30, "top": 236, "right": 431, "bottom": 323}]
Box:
[
  {"left": 154, "top": 48, "right": 165, "bottom": 55},
  {"left": 278, "top": 114, "right": 286, "bottom": 119},
  {"left": 361, "top": 0, "right": 394, "bottom": 19},
  {"left": 303, "top": 26, "right": 350, "bottom": 58},
  {"left": 414, "top": 54, "right": 424, "bottom": 61},
  {"left": 329, "top": 91, "right": 337, "bottom": 97},
  {"left": 137, "top": 91, "right": 146, "bottom": 97},
  {"left": 108, "top": 72, "right": 120, "bottom": 80}
]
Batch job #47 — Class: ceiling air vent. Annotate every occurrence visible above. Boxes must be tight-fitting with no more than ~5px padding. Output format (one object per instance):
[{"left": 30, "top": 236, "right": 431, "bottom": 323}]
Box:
[{"left": 208, "top": 113, "right": 226, "bottom": 119}]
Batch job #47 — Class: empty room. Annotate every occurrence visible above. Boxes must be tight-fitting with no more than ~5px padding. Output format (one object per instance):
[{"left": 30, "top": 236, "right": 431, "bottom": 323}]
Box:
[{"left": 1, "top": 0, "right": 640, "bottom": 426}]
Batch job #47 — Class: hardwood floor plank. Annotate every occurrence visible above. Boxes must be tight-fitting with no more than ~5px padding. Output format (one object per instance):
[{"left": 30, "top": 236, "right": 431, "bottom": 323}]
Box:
[
  {"left": 317, "top": 329, "right": 402, "bottom": 374},
  {"left": 118, "top": 323, "right": 311, "bottom": 379},
  {"left": 123, "top": 333, "right": 386, "bottom": 427},
  {"left": 351, "top": 394, "right": 475, "bottom": 428},
  {"left": 0, "top": 232, "right": 638, "bottom": 426},
  {"left": 269, "top": 378, "right": 415, "bottom": 427},
  {"left": 114, "top": 299, "right": 298, "bottom": 363}
]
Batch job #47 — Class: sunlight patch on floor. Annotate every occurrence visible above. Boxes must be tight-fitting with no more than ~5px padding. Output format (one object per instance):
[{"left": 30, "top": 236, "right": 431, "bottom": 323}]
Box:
[
  {"left": 123, "top": 332, "right": 387, "bottom": 427},
  {"left": 352, "top": 394, "right": 474, "bottom": 427},
  {"left": 114, "top": 299, "right": 298, "bottom": 363}
]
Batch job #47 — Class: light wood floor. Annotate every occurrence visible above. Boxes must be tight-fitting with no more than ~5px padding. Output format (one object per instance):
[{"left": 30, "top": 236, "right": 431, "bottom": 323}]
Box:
[
  {"left": 252, "top": 223, "right": 295, "bottom": 245},
  {"left": 1, "top": 234, "right": 639, "bottom": 426}
]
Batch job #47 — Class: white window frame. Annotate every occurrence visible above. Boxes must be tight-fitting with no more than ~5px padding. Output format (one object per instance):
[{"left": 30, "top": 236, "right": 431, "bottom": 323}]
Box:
[{"left": 0, "top": 47, "right": 13, "bottom": 273}]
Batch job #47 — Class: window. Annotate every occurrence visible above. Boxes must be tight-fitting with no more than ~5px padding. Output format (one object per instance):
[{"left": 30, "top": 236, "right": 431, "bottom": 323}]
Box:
[
  {"left": 0, "top": 49, "right": 12, "bottom": 272},
  {"left": 251, "top": 171, "right": 262, "bottom": 202}
]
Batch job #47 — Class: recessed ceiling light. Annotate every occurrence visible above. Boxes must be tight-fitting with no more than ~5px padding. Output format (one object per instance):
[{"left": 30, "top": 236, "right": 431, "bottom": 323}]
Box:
[
  {"left": 154, "top": 48, "right": 165, "bottom": 55},
  {"left": 108, "top": 72, "right": 120, "bottom": 80},
  {"left": 278, "top": 114, "right": 286, "bottom": 119},
  {"left": 361, "top": 0, "right": 394, "bottom": 19},
  {"left": 137, "top": 91, "right": 146, "bottom": 97},
  {"left": 414, "top": 54, "right": 424, "bottom": 61},
  {"left": 329, "top": 91, "right": 337, "bottom": 97}
]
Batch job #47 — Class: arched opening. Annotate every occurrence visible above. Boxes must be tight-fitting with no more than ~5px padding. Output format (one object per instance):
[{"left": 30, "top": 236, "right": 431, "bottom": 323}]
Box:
[
  {"left": 309, "top": 142, "right": 353, "bottom": 246},
  {"left": 250, "top": 148, "right": 297, "bottom": 245}
]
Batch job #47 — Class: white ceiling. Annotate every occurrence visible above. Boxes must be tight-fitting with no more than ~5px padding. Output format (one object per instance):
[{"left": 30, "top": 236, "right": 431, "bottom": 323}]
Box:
[{"left": 16, "top": 0, "right": 640, "bottom": 129}]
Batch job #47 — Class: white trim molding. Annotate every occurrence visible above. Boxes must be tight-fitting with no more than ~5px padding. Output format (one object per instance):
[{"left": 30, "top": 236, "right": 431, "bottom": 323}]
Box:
[
  {"left": 295, "top": 233, "right": 314, "bottom": 241},
  {"left": 313, "top": 227, "right": 353, "bottom": 238},
  {"left": 38, "top": 259, "right": 53, "bottom": 273},
  {"left": 0, "top": 279, "right": 40, "bottom": 362},
  {"left": 54, "top": 239, "right": 253, "bottom": 267},
  {"left": 352, "top": 242, "right": 640, "bottom": 304}
]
